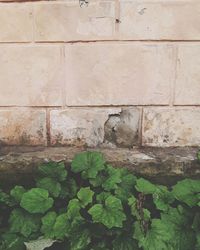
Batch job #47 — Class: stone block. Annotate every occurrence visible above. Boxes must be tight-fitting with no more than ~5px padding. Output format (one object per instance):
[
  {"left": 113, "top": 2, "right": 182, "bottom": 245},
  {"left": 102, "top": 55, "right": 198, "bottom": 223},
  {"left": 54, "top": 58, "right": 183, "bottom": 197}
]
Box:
[
  {"left": 0, "top": 108, "right": 46, "bottom": 145},
  {"left": 0, "top": 46, "right": 64, "bottom": 106},
  {"left": 0, "top": 4, "right": 33, "bottom": 42},
  {"left": 119, "top": 1, "right": 200, "bottom": 40},
  {"left": 175, "top": 44, "right": 200, "bottom": 105},
  {"left": 50, "top": 108, "right": 121, "bottom": 147},
  {"left": 34, "top": 1, "right": 115, "bottom": 41},
  {"left": 143, "top": 108, "right": 200, "bottom": 146},
  {"left": 65, "top": 43, "right": 174, "bottom": 105}
]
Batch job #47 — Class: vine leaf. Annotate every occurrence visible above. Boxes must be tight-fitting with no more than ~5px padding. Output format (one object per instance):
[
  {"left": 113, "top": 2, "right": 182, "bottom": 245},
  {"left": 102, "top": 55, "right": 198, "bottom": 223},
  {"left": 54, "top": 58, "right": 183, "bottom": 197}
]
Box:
[
  {"left": 102, "top": 165, "right": 121, "bottom": 191},
  {"left": 0, "top": 233, "right": 26, "bottom": 250},
  {"left": 136, "top": 178, "right": 157, "bottom": 194},
  {"left": 161, "top": 206, "right": 196, "bottom": 250},
  {"left": 133, "top": 219, "right": 172, "bottom": 250},
  {"left": 88, "top": 196, "right": 126, "bottom": 229},
  {"left": 41, "top": 199, "right": 83, "bottom": 240},
  {"left": 38, "top": 162, "right": 67, "bottom": 182},
  {"left": 53, "top": 213, "right": 71, "bottom": 240},
  {"left": 71, "top": 152, "right": 105, "bottom": 179},
  {"left": 41, "top": 212, "right": 57, "bottom": 239},
  {"left": 112, "top": 233, "right": 139, "bottom": 250},
  {"left": 67, "top": 199, "right": 82, "bottom": 219},
  {"left": 136, "top": 178, "right": 174, "bottom": 211},
  {"left": 36, "top": 177, "right": 61, "bottom": 198},
  {"left": 10, "top": 186, "right": 26, "bottom": 203},
  {"left": 9, "top": 209, "right": 40, "bottom": 238},
  {"left": 172, "top": 179, "right": 200, "bottom": 207},
  {"left": 60, "top": 178, "right": 78, "bottom": 199},
  {"left": 77, "top": 187, "right": 94, "bottom": 208},
  {"left": 153, "top": 186, "right": 174, "bottom": 212},
  {"left": 20, "top": 188, "right": 53, "bottom": 214},
  {"left": 96, "top": 192, "right": 111, "bottom": 204},
  {"left": 115, "top": 169, "right": 137, "bottom": 201},
  {"left": 0, "top": 189, "right": 16, "bottom": 207},
  {"left": 69, "top": 228, "right": 91, "bottom": 250}
]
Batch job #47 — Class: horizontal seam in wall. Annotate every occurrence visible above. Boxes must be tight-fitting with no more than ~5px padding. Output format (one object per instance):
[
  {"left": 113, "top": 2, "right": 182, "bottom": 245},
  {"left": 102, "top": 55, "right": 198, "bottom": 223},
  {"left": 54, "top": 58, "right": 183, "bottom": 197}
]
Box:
[
  {"left": 0, "top": 0, "right": 44, "bottom": 2},
  {"left": 1, "top": 105, "right": 200, "bottom": 109},
  {"left": 0, "top": 106, "right": 62, "bottom": 109},
  {"left": 36, "top": 40, "right": 200, "bottom": 44},
  {"left": 2, "top": 40, "right": 200, "bottom": 45}
]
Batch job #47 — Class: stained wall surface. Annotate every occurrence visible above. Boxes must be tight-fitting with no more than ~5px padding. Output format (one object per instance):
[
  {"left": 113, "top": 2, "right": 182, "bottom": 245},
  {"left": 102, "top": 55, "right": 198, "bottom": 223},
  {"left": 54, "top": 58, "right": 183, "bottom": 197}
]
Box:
[{"left": 0, "top": 0, "right": 199, "bottom": 147}]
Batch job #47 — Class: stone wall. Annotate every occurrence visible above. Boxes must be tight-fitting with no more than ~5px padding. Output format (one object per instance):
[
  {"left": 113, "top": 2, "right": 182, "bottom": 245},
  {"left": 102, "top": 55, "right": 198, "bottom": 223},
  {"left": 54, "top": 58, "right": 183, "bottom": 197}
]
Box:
[{"left": 0, "top": 0, "right": 199, "bottom": 148}]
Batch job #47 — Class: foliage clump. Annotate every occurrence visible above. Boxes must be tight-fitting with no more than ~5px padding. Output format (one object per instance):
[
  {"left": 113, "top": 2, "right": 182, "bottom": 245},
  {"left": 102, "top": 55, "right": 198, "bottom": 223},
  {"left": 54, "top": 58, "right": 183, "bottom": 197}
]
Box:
[{"left": 0, "top": 151, "right": 200, "bottom": 250}]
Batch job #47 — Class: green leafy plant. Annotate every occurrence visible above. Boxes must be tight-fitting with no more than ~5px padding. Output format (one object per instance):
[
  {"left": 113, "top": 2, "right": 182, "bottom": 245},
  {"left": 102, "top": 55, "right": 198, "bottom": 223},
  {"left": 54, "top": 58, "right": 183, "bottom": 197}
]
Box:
[{"left": 0, "top": 151, "right": 200, "bottom": 250}]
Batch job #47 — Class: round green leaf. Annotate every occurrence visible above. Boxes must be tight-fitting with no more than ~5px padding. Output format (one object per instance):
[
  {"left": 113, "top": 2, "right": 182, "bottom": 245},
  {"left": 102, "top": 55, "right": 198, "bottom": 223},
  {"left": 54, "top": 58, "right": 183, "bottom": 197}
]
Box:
[
  {"left": 41, "top": 212, "right": 57, "bottom": 238},
  {"left": 1, "top": 233, "right": 26, "bottom": 250},
  {"left": 38, "top": 162, "right": 67, "bottom": 182},
  {"left": 36, "top": 177, "right": 61, "bottom": 198},
  {"left": 77, "top": 187, "right": 94, "bottom": 208},
  {"left": 9, "top": 209, "right": 41, "bottom": 238},
  {"left": 20, "top": 188, "right": 54, "bottom": 214},
  {"left": 172, "top": 179, "right": 200, "bottom": 207},
  {"left": 10, "top": 186, "right": 26, "bottom": 203},
  {"left": 71, "top": 152, "right": 105, "bottom": 179},
  {"left": 88, "top": 196, "right": 126, "bottom": 229}
]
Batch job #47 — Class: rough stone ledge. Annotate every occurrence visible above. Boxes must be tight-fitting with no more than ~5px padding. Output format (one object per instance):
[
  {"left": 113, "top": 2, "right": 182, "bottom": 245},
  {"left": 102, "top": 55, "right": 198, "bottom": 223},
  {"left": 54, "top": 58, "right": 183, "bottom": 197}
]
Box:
[{"left": 0, "top": 146, "right": 200, "bottom": 185}]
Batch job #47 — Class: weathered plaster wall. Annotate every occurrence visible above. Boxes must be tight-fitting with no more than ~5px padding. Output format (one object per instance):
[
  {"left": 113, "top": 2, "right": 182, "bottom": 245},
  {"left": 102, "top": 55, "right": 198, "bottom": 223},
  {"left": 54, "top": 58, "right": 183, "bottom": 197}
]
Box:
[{"left": 0, "top": 0, "right": 199, "bottom": 148}]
